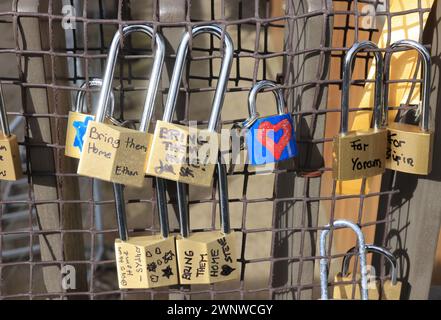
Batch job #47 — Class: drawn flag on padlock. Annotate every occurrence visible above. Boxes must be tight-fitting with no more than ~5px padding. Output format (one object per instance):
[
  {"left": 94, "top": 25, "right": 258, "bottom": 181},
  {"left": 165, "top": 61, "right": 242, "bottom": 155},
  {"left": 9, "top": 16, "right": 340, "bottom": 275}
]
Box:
[{"left": 246, "top": 113, "right": 297, "bottom": 165}]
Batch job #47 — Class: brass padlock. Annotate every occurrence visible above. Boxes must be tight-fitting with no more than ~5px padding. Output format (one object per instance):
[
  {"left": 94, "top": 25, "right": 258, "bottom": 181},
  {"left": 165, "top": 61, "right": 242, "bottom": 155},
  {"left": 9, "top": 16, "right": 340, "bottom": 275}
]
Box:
[
  {"left": 65, "top": 79, "right": 115, "bottom": 159},
  {"left": 176, "top": 159, "right": 239, "bottom": 284},
  {"left": 333, "top": 41, "right": 387, "bottom": 181},
  {"left": 384, "top": 40, "right": 434, "bottom": 174},
  {"left": 114, "top": 183, "right": 179, "bottom": 289},
  {"left": 78, "top": 25, "right": 165, "bottom": 187},
  {"left": 320, "top": 219, "right": 369, "bottom": 300},
  {"left": 0, "top": 84, "right": 22, "bottom": 181},
  {"left": 145, "top": 24, "right": 233, "bottom": 187},
  {"left": 333, "top": 244, "right": 401, "bottom": 300}
]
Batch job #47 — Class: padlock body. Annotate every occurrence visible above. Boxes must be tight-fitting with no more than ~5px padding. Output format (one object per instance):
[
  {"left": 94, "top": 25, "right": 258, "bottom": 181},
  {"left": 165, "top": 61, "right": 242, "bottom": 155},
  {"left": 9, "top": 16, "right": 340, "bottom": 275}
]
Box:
[
  {"left": 333, "top": 128, "right": 387, "bottom": 180},
  {"left": 0, "top": 133, "right": 22, "bottom": 181},
  {"left": 333, "top": 274, "right": 401, "bottom": 300},
  {"left": 176, "top": 231, "right": 239, "bottom": 284},
  {"left": 145, "top": 120, "right": 217, "bottom": 187},
  {"left": 246, "top": 113, "right": 297, "bottom": 165},
  {"left": 386, "top": 122, "right": 433, "bottom": 174},
  {"left": 77, "top": 121, "right": 151, "bottom": 187},
  {"left": 65, "top": 111, "right": 95, "bottom": 159},
  {"left": 115, "top": 235, "right": 179, "bottom": 289}
]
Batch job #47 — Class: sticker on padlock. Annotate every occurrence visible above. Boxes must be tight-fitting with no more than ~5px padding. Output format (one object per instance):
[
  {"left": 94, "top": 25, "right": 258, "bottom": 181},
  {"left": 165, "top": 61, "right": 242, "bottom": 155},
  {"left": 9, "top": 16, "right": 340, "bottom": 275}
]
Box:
[
  {"left": 241, "top": 80, "right": 297, "bottom": 165},
  {"left": 333, "top": 41, "right": 387, "bottom": 181},
  {"left": 77, "top": 24, "right": 165, "bottom": 187},
  {"left": 176, "top": 158, "right": 239, "bottom": 284},
  {"left": 384, "top": 40, "right": 434, "bottom": 174},
  {"left": 145, "top": 24, "right": 233, "bottom": 187},
  {"left": 333, "top": 244, "right": 401, "bottom": 300},
  {"left": 113, "top": 184, "right": 179, "bottom": 289},
  {"left": 320, "top": 220, "right": 369, "bottom": 300},
  {"left": 65, "top": 79, "right": 115, "bottom": 159},
  {"left": 0, "top": 84, "right": 22, "bottom": 181}
]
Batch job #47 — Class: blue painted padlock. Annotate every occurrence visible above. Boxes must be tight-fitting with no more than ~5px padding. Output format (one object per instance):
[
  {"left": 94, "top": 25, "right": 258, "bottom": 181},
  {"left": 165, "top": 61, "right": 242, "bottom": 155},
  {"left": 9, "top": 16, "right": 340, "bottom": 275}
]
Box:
[{"left": 242, "top": 80, "right": 297, "bottom": 165}]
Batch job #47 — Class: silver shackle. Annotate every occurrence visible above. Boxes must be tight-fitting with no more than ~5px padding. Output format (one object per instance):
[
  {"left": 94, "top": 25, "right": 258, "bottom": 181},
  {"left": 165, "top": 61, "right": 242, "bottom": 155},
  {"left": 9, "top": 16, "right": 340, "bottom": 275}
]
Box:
[
  {"left": 74, "top": 79, "right": 115, "bottom": 115},
  {"left": 242, "top": 80, "right": 285, "bottom": 129},
  {"left": 159, "top": 24, "right": 233, "bottom": 239},
  {"left": 163, "top": 24, "right": 233, "bottom": 131},
  {"left": 0, "top": 83, "right": 10, "bottom": 136},
  {"left": 384, "top": 39, "right": 431, "bottom": 132},
  {"left": 95, "top": 24, "right": 165, "bottom": 131},
  {"left": 320, "top": 220, "right": 369, "bottom": 300},
  {"left": 341, "top": 244, "right": 397, "bottom": 285},
  {"left": 341, "top": 41, "right": 384, "bottom": 134}
]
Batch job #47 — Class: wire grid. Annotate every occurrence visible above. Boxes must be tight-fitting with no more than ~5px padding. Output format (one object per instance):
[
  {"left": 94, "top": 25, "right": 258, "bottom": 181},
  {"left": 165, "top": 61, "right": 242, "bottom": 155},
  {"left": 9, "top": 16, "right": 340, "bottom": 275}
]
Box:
[{"left": 0, "top": 0, "right": 431, "bottom": 300}]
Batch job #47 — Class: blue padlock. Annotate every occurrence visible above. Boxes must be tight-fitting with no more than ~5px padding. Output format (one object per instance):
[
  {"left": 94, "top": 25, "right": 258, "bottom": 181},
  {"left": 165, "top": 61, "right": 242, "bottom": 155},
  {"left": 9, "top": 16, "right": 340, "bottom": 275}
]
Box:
[{"left": 242, "top": 80, "right": 297, "bottom": 165}]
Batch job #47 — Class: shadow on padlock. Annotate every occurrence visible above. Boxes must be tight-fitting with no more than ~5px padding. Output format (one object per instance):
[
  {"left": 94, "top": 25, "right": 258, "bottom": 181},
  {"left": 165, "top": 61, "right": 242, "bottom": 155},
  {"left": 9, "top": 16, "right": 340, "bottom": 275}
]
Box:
[
  {"left": 384, "top": 40, "right": 433, "bottom": 175},
  {"left": 333, "top": 244, "right": 402, "bottom": 300}
]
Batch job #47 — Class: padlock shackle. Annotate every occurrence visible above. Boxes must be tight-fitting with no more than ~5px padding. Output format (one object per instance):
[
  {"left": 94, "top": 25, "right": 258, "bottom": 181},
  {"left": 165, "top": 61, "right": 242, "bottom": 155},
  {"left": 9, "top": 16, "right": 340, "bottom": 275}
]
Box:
[
  {"left": 341, "top": 41, "right": 384, "bottom": 134},
  {"left": 163, "top": 24, "right": 233, "bottom": 132},
  {"left": 341, "top": 244, "right": 397, "bottom": 285},
  {"left": 319, "top": 220, "right": 368, "bottom": 300},
  {"left": 384, "top": 40, "right": 431, "bottom": 132},
  {"left": 95, "top": 24, "right": 165, "bottom": 131},
  {"left": 114, "top": 181, "right": 171, "bottom": 240},
  {"left": 0, "top": 83, "right": 10, "bottom": 136},
  {"left": 74, "top": 79, "right": 116, "bottom": 116},
  {"left": 113, "top": 183, "right": 129, "bottom": 241},
  {"left": 244, "top": 80, "right": 285, "bottom": 128}
]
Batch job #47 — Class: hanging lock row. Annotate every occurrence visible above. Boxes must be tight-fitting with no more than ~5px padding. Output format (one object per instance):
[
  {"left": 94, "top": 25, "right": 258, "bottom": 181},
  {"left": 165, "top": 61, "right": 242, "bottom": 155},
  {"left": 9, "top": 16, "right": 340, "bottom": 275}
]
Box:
[
  {"left": 67, "top": 24, "right": 233, "bottom": 189},
  {"left": 333, "top": 39, "right": 434, "bottom": 180},
  {"left": 114, "top": 153, "right": 238, "bottom": 288}
]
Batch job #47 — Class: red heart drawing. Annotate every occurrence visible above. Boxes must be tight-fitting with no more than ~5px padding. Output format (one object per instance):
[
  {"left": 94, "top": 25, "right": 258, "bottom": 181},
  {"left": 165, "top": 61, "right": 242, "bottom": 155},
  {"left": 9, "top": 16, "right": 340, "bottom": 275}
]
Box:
[{"left": 257, "top": 119, "right": 292, "bottom": 161}]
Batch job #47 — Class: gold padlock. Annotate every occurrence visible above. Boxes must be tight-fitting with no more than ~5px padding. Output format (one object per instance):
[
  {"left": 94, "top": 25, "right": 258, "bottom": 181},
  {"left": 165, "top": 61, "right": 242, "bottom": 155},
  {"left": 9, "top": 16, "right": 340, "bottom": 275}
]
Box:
[
  {"left": 0, "top": 84, "right": 22, "bottom": 181},
  {"left": 333, "top": 41, "right": 387, "bottom": 181},
  {"left": 77, "top": 24, "right": 165, "bottom": 187},
  {"left": 64, "top": 79, "right": 115, "bottom": 159},
  {"left": 145, "top": 24, "right": 233, "bottom": 187},
  {"left": 113, "top": 184, "right": 179, "bottom": 289},
  {"left": 384, "top": 40, "right": 434, "bottom": 174},
  {"left": 176, "top": 159, "right": 239, "bottom": 285},
  {"left": 333, "top": 244, "right": 401, "bottom": 300}
]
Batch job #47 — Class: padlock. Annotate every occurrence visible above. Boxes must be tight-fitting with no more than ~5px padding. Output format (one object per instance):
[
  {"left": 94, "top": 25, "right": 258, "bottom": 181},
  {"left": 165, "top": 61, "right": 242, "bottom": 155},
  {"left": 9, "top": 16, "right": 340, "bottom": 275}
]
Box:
[
  {"left": 64, "top": 79, "right": 115, "bottom": 159},
  {"left": 320, "top": 219, "right": 369, "bottom": 300},
  {"left": 0, "top": 84, "right": 22, "bottom": 181},
  {"left": 333, "top": 244, "right": 401, "bottom": 300},
  {"left": 241, "top": 80, "right": 297, "bottom": 165},
  {"left": 113, "top": 183, "right": 179, "bottom": 289},
  {"left": 145, "top": 24, "right": 233, "bottom": 187},
  {"left": 384, "top": 40, "right": 434, "bottom": 174},
  {"left": 77, "top": 25, "right": 165, "bottom": 187},
  {"left": 176, "top": 158, "right": 239, "bottom": 284},
  {"left": 333, "top": 41, "right": 387, "bottom": 181}
]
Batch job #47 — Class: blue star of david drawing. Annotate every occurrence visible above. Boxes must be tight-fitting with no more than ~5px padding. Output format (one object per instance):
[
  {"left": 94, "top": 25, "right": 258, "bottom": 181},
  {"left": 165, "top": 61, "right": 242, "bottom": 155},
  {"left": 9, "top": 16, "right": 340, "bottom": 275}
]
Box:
[{"left": 73, "top": 116, "right": 94, "bottom": 152}]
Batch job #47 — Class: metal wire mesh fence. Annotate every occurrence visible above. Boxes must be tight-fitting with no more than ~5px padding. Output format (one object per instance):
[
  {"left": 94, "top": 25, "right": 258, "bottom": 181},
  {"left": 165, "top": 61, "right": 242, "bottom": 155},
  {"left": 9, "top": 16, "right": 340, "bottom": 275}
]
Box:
[{"left": 0, "top": 0, "right": 433, "bottom": 299}]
